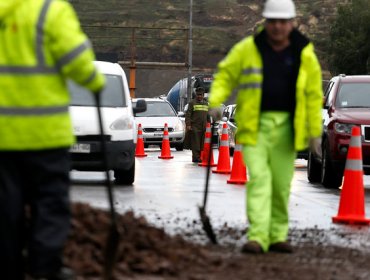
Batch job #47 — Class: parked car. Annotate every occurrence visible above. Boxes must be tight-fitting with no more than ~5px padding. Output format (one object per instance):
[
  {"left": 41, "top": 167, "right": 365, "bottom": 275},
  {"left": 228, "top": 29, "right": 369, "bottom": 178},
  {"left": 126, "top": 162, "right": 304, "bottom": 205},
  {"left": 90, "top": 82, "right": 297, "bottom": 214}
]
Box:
[
  {"left": 69, "top": 61, "right": 147, "bottom": 185},
  {"left": 133, "top": 98, "right": 185, "bottom": 151},
  {"left": 307, "top": 74, "right": 370, "bottom": 188},
  {"left": 217, "top": 104, "right": 237, "bottom": 155}
]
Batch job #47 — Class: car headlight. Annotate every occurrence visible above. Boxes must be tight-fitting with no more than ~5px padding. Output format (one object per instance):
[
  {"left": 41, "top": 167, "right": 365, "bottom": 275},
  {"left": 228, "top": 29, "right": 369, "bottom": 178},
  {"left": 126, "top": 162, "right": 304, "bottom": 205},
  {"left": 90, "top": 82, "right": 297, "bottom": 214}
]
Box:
[
  {"left": 334, "top": 123, "right": 355, "bottom": 134},
  {"left": 110, "top": 117, "right": 133, "bottom": 130},
  {"left": 174, "top": 120, "right": 184, "bottom": 132}
]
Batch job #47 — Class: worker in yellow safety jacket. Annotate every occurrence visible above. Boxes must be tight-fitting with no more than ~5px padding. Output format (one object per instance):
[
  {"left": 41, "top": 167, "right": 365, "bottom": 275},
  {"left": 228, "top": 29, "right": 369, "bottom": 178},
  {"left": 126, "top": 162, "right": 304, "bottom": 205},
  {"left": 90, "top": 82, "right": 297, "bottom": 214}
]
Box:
[
  {"left": 208, "top": 0, "right": 323, "bottom": 254},
  {"left": 184, "top": 87, "right": 209, "bottom": 163},
  {"left": 0, "top": 0, "right": 105, "bottom": 279}
]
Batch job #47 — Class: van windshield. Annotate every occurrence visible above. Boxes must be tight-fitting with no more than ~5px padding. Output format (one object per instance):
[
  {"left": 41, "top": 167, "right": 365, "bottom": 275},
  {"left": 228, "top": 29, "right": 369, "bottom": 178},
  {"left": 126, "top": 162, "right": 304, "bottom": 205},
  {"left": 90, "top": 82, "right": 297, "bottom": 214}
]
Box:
[
  {"left": 69, "top": 74, "right": 126, "bottom": 107},
  {"left": 134, "top": 101, "right": 176, "bottom": 117}
]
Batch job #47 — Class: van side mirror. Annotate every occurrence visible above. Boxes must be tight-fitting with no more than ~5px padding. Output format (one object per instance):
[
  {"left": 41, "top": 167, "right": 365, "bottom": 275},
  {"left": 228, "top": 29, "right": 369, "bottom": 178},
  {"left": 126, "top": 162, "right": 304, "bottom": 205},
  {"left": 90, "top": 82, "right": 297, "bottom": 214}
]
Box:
[
  {"left": 133, "top": 99, "right": 147, "bottom": 114},
  {"left": 177, "top": 111, "right": 185, "bottom": 118}
]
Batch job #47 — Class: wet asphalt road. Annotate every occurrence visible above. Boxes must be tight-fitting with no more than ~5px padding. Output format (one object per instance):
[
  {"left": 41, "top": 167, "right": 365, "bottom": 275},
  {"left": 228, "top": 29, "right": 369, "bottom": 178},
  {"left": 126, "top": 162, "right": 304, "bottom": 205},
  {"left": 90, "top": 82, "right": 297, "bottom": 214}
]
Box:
[{"left": 70, "top": 147, "right": 370, "bottom": 234}]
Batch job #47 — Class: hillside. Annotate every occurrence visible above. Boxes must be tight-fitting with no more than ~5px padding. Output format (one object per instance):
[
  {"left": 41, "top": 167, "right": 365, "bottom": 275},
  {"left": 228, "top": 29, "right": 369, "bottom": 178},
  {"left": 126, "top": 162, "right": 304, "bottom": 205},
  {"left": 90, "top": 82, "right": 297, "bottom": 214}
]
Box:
[{"left": 70, "top": 0, "right": 340, "bottom": 97}]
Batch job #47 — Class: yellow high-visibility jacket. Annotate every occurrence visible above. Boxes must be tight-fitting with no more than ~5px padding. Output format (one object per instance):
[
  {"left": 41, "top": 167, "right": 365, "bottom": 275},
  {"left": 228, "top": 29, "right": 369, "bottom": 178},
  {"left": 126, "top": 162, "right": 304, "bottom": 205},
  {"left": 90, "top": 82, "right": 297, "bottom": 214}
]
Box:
[
  {"left": 209, "top": 29, "right": 323, "bottom": 151},
  {"left": 0, "top": 0, "right": 105, "bottom": 150}
]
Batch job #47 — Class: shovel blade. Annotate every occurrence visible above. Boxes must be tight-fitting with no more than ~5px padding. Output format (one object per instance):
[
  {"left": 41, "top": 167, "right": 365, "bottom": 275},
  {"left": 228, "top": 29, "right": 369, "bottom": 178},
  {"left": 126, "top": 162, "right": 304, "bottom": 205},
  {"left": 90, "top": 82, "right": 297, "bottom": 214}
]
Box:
[{"left": 198, "top": 206, "right": 218, "bottom": 244}]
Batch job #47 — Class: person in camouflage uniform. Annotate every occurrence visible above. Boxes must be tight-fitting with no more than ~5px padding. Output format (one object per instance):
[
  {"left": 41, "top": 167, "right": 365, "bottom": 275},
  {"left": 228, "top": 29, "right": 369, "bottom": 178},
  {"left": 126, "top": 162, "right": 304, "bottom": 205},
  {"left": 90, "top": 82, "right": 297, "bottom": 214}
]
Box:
[{"left": 184, "top": 87, "right": 209, "bottom": 163}]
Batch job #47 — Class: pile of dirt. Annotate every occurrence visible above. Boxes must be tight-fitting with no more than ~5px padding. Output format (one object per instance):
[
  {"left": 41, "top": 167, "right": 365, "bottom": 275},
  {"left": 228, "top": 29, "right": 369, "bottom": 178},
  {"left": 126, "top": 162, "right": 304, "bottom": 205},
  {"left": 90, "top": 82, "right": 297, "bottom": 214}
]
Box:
[{"left": 64, "top": 203, "right": 370, "bottom": 280}]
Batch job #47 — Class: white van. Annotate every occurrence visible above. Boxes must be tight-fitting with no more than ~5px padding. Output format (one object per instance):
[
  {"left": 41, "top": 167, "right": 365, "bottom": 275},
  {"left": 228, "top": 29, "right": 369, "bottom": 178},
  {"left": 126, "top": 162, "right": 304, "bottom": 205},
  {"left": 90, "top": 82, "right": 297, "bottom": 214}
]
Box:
[{"left": 68, "top": 61, "right": 146, "bottom": 185}]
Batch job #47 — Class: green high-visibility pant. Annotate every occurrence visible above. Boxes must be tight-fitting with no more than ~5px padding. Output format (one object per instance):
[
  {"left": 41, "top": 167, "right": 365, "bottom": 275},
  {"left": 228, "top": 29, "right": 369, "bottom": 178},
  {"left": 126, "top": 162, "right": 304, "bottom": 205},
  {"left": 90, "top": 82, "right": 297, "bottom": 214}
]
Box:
[{"left": 242, "top": 112, "right": 296, "bottom": 252}]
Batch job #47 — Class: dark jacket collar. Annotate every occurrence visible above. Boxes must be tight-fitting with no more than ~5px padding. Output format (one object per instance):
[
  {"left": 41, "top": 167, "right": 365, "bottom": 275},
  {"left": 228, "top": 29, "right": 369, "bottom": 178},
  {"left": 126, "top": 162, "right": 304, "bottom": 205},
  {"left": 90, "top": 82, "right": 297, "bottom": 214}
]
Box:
[{"left": 254, "top": 28, "right": 310, "bottom": 53}]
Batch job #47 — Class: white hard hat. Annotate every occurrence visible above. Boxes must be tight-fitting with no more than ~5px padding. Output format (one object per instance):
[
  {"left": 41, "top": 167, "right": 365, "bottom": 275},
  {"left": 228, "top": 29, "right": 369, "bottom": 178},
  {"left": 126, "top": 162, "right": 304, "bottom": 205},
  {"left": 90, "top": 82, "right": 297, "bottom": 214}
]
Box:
[{"left": 262, "top": 0, "right": 296, "bottom": 19}]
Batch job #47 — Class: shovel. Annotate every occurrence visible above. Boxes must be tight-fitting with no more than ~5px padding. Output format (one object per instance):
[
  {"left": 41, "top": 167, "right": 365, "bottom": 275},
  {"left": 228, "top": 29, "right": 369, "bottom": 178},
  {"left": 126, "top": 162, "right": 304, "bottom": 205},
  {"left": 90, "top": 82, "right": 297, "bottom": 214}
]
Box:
[
  {"left": 94, "top": 93, "right": 120, "bottom": 280},
  {"left": 198, "top": 122, "right": 218, "bottom": 244}
]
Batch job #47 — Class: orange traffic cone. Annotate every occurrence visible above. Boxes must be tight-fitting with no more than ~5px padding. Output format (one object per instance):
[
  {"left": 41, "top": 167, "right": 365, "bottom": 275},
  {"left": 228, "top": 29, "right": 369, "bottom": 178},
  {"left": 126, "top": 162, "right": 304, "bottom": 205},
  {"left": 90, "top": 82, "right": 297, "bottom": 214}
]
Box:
[
  {"left": 158, "top": 123, "right": 174, "bottom": 159},
  {"left": 135, "top": 123, "right": 147, "bottom": 157},
  {"left": 332, "top": 126, "right": 370, "bottom": 225},
  {"left": 212, "top": 123, "right": 231, "bottom": 174},
  {"left": 199, "top": 122, "right": 217, "bottom": 167},
  {"left": 227, "top": 143, "right": 247, "bottom": 185}
]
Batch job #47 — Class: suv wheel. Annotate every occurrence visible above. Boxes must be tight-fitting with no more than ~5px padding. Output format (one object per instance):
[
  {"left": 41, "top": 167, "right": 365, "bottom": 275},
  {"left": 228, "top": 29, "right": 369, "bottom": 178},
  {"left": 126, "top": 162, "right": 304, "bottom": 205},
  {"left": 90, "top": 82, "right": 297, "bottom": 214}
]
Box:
[
  {"left": 321, "top": 140, "right": 342, "bottom": 189},
  {"left": 114, "top": 161, "right": 135, "bottom": 185},
  {"left": 229, "top": 146, "right": 234, "bottom": 156},
  {"left": 307, "top": 151, "right": 321, "bottom": 183}
]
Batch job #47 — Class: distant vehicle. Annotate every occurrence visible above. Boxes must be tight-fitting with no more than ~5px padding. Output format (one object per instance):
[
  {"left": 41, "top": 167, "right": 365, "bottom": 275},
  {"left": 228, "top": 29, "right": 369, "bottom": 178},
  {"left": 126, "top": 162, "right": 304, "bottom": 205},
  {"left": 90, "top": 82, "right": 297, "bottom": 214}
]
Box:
[
  {"left": 69, "top": 61, "right": 146, "bottom": 185},
  {"left": 307, "top": 74, "right": 370, "bottom": 188},
  {"left": 133, "top": 98, "right": 185, "bottom": 151},
  {"left": 166, "top": 74, "right": 213, "bottom": 112},
  {"left": 217, "top": 104, "right": 237, "bottom": 155}
]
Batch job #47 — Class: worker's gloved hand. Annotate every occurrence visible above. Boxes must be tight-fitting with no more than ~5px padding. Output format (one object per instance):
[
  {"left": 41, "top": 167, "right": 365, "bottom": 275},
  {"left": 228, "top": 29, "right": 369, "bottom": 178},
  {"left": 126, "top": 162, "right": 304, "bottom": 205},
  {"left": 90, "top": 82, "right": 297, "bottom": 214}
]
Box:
[
  {"left": 309, "top": 137, "right": 322, "bottom": 158},
  {"left": 208, "top": 107, "right": 223, "bottom": 122}
]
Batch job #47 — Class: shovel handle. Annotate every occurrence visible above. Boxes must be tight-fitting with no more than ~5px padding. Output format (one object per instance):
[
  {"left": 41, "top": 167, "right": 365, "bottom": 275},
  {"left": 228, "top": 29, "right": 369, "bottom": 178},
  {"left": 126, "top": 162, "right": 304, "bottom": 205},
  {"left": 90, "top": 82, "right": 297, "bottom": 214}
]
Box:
[
  {"left": 203, "top": 121, "right": 216, "bottom": 208},
  {"left": 94, "top": 93, "right": 117, "bottom": 224},
  {"left": 94, "top": 93, "right": 120, "bottom": 280}
]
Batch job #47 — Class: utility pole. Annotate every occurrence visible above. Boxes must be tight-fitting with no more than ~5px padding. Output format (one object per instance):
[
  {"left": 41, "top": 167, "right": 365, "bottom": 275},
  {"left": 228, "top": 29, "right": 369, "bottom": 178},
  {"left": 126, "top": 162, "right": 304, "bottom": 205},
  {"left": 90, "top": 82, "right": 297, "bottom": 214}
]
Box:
[
  {"left": 186, "top": 0, "right": 193, "bottom": 107},
  {"left": 129, "top": 28, "right": 136, "bottom": 98}
]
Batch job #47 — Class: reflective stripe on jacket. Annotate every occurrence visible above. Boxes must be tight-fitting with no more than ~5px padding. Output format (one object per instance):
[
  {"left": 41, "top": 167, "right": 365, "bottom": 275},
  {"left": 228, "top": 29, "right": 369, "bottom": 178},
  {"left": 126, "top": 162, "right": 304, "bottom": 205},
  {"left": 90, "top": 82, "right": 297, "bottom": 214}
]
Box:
[
  {"left": 209, "top": 30, "right": 323, "bottom": 151},
  {"left": 185, "top": 100, "right": 209, "bottom": 131},
  {"left": 193, "top": 104, "right": 208, "bottom": 112},
  {"left": 0, "top": 0, "right": 105, "bottom": 150}
]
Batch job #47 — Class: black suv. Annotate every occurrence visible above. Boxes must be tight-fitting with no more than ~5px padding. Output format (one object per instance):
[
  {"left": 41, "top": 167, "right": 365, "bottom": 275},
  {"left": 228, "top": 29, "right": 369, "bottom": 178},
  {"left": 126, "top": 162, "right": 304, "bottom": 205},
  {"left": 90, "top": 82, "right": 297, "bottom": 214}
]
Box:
[{"left": 307, "top": 75, "right": 370, "bottom": 188}]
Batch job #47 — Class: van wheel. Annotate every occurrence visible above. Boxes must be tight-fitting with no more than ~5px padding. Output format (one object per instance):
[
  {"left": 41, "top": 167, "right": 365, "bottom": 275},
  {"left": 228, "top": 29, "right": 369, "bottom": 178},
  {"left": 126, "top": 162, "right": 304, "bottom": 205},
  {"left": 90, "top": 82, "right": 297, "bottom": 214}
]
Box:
[
  {"left": 114, "top": 161, "right": 135, "bottom": 185},
  {"left": 175, "top": 144, "right": 184, "bottom": 151},
  {"left": 307, "top": 151, "right": 321, "bottom": 183},
  {"left": 321, "top": 141, "right": 342, "bottom": 189}
]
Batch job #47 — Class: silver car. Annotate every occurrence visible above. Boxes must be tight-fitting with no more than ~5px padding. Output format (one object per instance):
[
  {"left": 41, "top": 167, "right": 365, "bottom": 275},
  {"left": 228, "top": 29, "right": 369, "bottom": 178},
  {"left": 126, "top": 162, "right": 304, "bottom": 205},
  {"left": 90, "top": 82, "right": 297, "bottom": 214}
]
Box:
[
  {"left": 133, "top": 98, "right": 185, "bottom": 151},
  {"left": 217, "top": 104, "right": 237, "bottom": 156}
]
